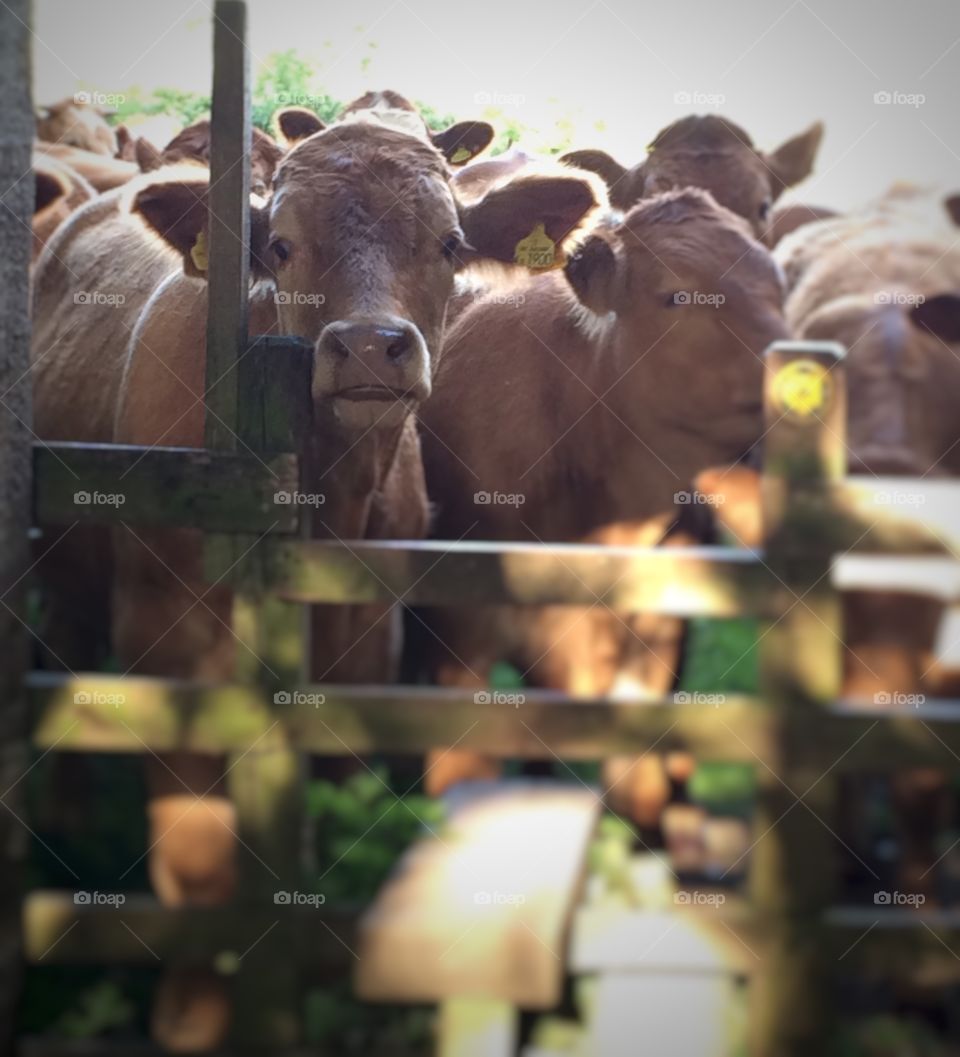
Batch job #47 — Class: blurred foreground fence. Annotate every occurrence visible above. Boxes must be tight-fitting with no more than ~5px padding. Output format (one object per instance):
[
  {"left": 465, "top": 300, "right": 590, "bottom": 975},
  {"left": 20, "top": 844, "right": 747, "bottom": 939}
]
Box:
[{"left": 7, "top": 2, "right": 960, "bottom": 1055}]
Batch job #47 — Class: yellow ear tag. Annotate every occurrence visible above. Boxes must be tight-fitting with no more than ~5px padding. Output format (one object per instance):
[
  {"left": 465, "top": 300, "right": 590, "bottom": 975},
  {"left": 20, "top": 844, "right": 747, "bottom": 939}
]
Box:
[
  {"left": 190, "top": 230, "right": 209, "bottom": 272},
  {"left": 450, "top": 146, "right": 473, "bottom": 164},
  {"left": 514, "top": 223, "right": 560, "bottom": 270}
]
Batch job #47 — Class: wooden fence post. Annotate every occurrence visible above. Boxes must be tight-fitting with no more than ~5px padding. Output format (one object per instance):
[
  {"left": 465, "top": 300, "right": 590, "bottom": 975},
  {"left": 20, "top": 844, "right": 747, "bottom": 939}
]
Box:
[
  {"left": 0, "top": 1, "right": 33, "bottom": 1050},
  {"left": 751, "top": 341, "right": 846, "bottom": 1056}
]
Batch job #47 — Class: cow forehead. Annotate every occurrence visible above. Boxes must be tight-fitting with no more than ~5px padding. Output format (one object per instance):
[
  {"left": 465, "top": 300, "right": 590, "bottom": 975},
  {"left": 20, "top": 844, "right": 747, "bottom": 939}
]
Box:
[{"left": 273, "top": 126, "right": 454, "bottom": 222}]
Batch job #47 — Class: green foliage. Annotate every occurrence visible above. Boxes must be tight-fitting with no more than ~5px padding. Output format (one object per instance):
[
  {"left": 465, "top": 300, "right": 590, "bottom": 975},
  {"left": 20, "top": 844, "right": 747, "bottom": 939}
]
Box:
[
  {"left": 303, "top": 984, "right": 432, "bottom": 1051},
  {"left": 415, "top": 99, "right": 457, "bottom": 133},
  {"left": 306, "top": 766, "right": 444, "bottom": 904},
  {"left": 20, "top": 969, "right": 145, "bottom": 1038},
  {"left": 252, "top": 49, "right": 342, "bottom": 131},
  {"left": 112, "top": 86, "right": 209, "bottom": 129},
  {"left": 680, "top": 617, "right": 758, "bottom": 693}
]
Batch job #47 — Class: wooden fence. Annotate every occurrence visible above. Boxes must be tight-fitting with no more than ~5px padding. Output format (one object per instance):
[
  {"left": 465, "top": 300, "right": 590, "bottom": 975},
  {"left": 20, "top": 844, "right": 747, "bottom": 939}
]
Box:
[{"left": 5, "top": 3, "right": 960, "bottom": 1054}]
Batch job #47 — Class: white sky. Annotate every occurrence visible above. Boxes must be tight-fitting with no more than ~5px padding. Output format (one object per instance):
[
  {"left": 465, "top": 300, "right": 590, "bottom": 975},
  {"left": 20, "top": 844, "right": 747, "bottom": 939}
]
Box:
[{"left": 33, "top": 0, "right": 960, "bottom": 211}]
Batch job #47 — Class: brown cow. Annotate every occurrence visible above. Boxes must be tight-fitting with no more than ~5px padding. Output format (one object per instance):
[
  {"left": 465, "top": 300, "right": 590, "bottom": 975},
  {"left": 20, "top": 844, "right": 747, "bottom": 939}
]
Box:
[
  {"left": 32, "top": 151, "right": 95, "bottom": 262},
  {"left": 33, "top": 141, "right": 140, "bottom": 192},
  {"left": 36, "top": 96, "right": 117, "bottom": 155},
  {"left": 562, "top": 115, "right": 823, "bottom": 238},
  {"left": 419, "top": 188, "right": 788, "bottom": 817},
  {"left": 32, "top": 124, "right": 602, "bottom": 1046},
  {"left": 694, "top": 190, "right": 960, "bottom": 899}
]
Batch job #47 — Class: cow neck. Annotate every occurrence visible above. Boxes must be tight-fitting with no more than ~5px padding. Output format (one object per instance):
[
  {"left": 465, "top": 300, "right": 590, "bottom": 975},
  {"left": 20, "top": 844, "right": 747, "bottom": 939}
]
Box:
[{"left": 301, "top": 411, "right": 408, "bottom": 540}]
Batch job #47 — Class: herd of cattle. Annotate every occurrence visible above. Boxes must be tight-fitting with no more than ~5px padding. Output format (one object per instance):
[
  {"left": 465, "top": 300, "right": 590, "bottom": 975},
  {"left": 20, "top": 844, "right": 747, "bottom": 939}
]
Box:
[{"left": 27, "top": 89, "right": 960, "bottom": 1046}]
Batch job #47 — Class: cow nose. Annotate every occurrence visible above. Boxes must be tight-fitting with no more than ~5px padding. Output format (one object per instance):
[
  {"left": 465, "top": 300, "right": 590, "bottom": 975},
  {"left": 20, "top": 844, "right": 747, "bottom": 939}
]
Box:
[{"left": 320, "top": 320, "right": 416, "bottom": 368}]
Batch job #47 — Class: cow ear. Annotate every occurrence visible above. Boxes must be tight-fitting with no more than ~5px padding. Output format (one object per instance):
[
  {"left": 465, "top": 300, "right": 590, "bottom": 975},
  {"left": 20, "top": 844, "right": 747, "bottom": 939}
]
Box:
[
  {"left": 564, "top": 233, "right": 619, "bottom": 314},
  {"left": 35, "top": 168, "right": 67, "bottom": 214},
  {"left": 765, "top": 121, "right": 824, "bottom": 194},
  {"left": 114, "top": 124, "right": 134, "bottom": 160},
  {"left": 135, "top": 137, "right": 163, "bottom": 172},
  {"left": 132, "top": 178, "right": 211, "bottom": 278},
  {"left": 911, "top": 293, "right": 960, "bottom": 344},
  {"left": 458, "top": 172, "right": 604, "bottom": 268},
  {"left": 944, "top": 194, "right": 960, "bottom": 227},
  {"left": 560, "top": 149, "right": 628, "bottom": 191},
  {"left": 274, "top": 107, "right": 325, "bottom": 147},
  {"left": 432, "top": 121, "right": 494, "bottom": 165}
]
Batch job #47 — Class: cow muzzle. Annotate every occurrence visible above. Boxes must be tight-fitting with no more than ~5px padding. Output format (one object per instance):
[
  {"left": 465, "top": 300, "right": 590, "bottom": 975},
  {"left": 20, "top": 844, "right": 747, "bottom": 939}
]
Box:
[{"left": 312, "top": 317, "right": 431, "bottom": 430}]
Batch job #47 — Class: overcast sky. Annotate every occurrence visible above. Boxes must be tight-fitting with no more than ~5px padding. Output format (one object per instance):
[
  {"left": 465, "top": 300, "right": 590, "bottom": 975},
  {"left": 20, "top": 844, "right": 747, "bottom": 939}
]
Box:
[{"left": 33, "top": 0, "right": 960, "bottom": 211}]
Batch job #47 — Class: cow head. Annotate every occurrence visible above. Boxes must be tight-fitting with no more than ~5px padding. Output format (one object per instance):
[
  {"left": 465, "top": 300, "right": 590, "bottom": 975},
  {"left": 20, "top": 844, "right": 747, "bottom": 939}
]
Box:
[
  {"left": 802, "top": 292, "right": 960, "bottom": 476},
  {"left": 562, "top": 116, "right": 823, "bottom": 237},
  {"left": 131, "top": 124, "right": 602, "bottom": 431},
  {"left": 563, "top": 187, "right": 788, "bottom": 462},
  {"left": 36, "top": 97, "right": 118, "bottom": 156},
  {"left": 137, "top": 120, "right": 285, "bottom": 198}
]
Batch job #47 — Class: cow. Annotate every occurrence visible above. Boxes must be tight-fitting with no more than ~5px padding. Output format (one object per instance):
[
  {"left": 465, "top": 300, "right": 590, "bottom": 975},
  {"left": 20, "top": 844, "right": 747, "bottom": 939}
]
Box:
[
  {"left": 32, "top": 151, "right": 95, "bottom": 262},
  {"left": 561, "top": 115, "right": 824, "bottom": 240},
  {"left": 418, "top": 187, "right": 789, "bottom": 822},
  {"left": 33, "top": 141, "right": 140, "bottom": 192},
  {"left": 762, "top": 202, "right": 839, "bottom": 247},
  {"left": 32, "top": 122, "right": 603, "bottom": 1046},
  {"left": 35, "top": 96, "right": 118, "bottom": 155},
  {"left": 693, "top": 189, "right": 960, "bottom": 899}
]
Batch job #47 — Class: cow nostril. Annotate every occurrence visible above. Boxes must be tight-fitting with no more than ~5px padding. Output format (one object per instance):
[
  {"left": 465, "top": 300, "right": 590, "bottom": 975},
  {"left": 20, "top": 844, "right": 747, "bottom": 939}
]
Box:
[{"left": 385, "top": 334, "right": 411, "bottom": 362}]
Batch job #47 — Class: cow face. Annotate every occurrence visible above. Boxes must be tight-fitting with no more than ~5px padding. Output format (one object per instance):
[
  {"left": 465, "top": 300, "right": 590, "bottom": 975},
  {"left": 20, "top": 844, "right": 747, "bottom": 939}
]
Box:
[
  {"left": 802, "top": 293, "right": 960, "bottom": 476},
  {"left": 563, "top": 116, "right": 823, "bottom": 238},
  {"left": 131, "top": 125, "right": 602, "bottom": 432},
  {"left": 36, "top": 98, "right": 118, "bottom": 156},
  {"left": 564, "top": 188, "right": 787, "bottom": 461}
]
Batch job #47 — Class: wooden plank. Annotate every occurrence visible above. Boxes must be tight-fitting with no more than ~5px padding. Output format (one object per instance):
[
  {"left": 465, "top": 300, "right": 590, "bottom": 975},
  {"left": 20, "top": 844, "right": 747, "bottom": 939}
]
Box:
[
  {"left": 0, "top": 0, "right": 33, "bottom": 1050},
  {"left": 438, "top": 998, "right": 517, "bottom": 1057},
  {"left": 750, "top": 340, "right": 846, "bottom": 1056},
  {"left": 22, "top": 891, "right": 355, "bottom": 975},
  {"left": 843, "top": 476, "right": 960, "bottom": 556},
  {"left": 203, "top": 0, "right": 250, "bottom": 450},
  {"left": 33, "top": 443, "right": 300, "bottom": 532},
  {"left": 356, "top": 782, "right": 600, "bottom": 1008},
  {"left": 206, "top": 538, "right": 771, "bottom": 615},
  {"left": 28, "top": 674, "right": 772, "bottom": 760},
  {"left": 570, "top": 905, "right": 758, "bottom": 976}
]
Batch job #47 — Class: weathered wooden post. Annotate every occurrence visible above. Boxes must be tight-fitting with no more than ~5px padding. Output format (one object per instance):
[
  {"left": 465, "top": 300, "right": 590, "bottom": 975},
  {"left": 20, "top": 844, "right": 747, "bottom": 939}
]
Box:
[
  {"left": 204, "top": 2, "right": 309, "bottom": 1043},
  {"left": 0, "top": 1, "right": 33, "bottom": 1050},
  {"left": 751, "top": 341, "right": 846, "bottom": 1055}
]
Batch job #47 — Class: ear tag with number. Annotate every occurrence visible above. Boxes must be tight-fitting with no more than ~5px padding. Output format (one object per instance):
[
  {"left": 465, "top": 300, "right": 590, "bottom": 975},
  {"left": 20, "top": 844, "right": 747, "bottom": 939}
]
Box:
[
  {"left": 190, "top": 230, "right": 209, "bottom": 272},
  {"left": 514, "top": 223, "right": 561, "bottom": 270}
]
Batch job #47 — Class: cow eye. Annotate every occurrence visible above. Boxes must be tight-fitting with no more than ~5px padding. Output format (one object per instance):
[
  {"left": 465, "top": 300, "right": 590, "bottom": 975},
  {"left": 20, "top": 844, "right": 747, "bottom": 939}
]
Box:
[
  {"left": 270, "top": 238, "right": 291, "bottom": 263},
  {"left": 759, "top": 199, "right": 772, "bottom": 221},
  {"left": 441, "top": 233, "right": 463, "bottom": 261}
]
